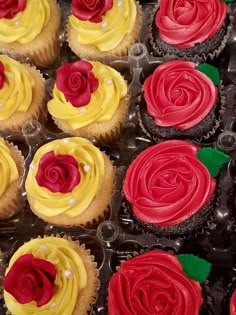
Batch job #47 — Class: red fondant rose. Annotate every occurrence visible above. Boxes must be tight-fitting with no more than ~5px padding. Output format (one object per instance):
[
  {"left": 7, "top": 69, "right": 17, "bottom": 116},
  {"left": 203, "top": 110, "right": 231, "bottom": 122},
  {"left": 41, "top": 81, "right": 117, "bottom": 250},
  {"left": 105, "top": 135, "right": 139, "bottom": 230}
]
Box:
[
  {"left": 0, "top": 61, "right": 5, "bottom": 89},
  {"left": 56, "top": 60, "right": 99, "bottom": 107},
  {"left": 0, "top": 0, "right": 26, "bottom": 19},
  {"left": 4, "top": 254, "right": 56, "bottom": 307},
  {"left": 123, "top": 140, "right": 216, "bottom": 226},
  {"left": 108, "top": 250, "right": 203, "bottom": 315},
  {"left": 71, "top": 0, "right": 113, "bottom": 23},
  {"left": 36, "top": 151, "right": 81, "bottom": 193}
]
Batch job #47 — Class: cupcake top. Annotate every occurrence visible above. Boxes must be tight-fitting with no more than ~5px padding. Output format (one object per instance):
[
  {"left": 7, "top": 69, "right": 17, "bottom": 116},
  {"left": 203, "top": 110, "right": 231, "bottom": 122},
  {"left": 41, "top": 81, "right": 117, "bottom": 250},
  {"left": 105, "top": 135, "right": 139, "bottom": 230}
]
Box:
[
  {"left": 25, "top": 137, "right": 105, "bottom": 218},
  {"left": 0, "top": 137, "right": 20, "bottom": 197},
  {"left": 0, "top": 0, "right": 50, "bottom": 44},
  {"left": 155, "top": 0, "right": 227, "bottom": 49},
  {"left": 4, "top": 237, "right": 88, "bottom": 315},
  {"left": 123, "top": 140, "right": 229, "bottom": 227},
  {"left": 47, "top": 60, "right": 127, "bottom": 130},
  {"left": 230, "top": 290, "right": 236, "bottom": 315},
  {"left": 0, "top": 55, "right": 35, "bottom": 120},
  {"left": 69, "top": 0, "right": 137, "bottom": 51},
  {"left": 143, "top": 60, "right": 219, "bottom": 131},
  {"left": 108, "top": 250, "right": 206, "bottom": 315}
]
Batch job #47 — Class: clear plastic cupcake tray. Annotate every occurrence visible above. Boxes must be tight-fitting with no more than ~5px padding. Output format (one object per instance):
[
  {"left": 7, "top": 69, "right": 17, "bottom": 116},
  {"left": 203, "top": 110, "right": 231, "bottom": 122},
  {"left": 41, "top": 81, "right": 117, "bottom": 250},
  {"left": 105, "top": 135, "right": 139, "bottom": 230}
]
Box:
[{"left": 0, "top": 1, "right": 236, "bottom": 314}]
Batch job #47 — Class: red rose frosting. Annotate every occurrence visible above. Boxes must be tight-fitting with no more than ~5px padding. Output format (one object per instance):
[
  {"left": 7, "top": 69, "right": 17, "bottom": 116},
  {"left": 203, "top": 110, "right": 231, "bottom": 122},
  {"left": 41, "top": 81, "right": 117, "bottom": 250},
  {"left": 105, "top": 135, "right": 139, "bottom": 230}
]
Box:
[
  {"left": 71, "top": 0, "right": 113, "bottom": 23},
  {"left": 230, "top": 290, "right": 236, "bottom": 315},
  {"left": 123, "top": 140, "right": 216, "bottom": 226},
  {"left": 155, "top": 0, "right": 227, "bottom": 48},
  {"left": 56, "top": 60, "right": 99, "bottom": 108},
  {"left": 0, "top": 0, "right": 26, "bottom": 19},
  {"left": 36, "top": 151, "right": 81, "bottom": 193},
  {"left": 108, "top": 250, "right": 203, "bottom": 315},
  {"left": 4, "top": 254, "right": 56, "bottom": 307},
  {"left": 144, "top": 60, "right": 218, "bottom": 130},
  {"left": 0, "top": 61, "right": 4, "bottom": 89}
]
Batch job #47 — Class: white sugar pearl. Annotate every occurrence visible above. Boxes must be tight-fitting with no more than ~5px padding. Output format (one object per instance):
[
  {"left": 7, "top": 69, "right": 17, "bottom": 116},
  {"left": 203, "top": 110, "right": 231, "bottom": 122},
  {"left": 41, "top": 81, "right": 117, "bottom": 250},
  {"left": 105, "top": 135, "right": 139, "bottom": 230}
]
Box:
[
  {"left": 39, "top": 244, "right": 47, "bottom": 251},
  {"left": 101, "top": 21, "right": 108, "bottom": 28},
  {"left": 0, "top": 102, "right": 4, "bottom": 108},
  {"left": 64, "top": 269, "right": 73, "bottom": 279},
  {"left": 79, "top": 107, "right": 86, "bottom": 113},
  {"left": 7, "top": 72, "right": 13, "bottom": 78},
  {"left": 117, "top": 0, "right": 123, "bottom": 7},
  {"left": 83, "top": 165, "right": 91, "bottom": 173},
  {"left": 63, "top": 138, "right": 70, "bottom": 144},
  {"left": 13, "top": 20, "right": 20, "bottom": 27},
  {"left": 69, "top": 197, "right": 76, "bottom": 205},
  {"left": 107, "top": 78, "right": 113, "bottom": 85},
  {"left": 50, "top": 302, "right": 56, "bottom": 309},
  {"left": 30, "top": 163, "right": 36, "bottom": 169}
]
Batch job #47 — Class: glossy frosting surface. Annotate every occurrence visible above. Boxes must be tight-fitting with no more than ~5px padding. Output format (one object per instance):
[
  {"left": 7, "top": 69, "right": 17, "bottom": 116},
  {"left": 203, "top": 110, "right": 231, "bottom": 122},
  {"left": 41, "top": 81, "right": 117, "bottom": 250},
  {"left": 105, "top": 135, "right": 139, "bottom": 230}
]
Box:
[
  {"left": 155, "top": 0, "right": 227, "bottom": 48},
  {"left": 0, "top": 0, "right": 50, "bottom": 44},
  {"left": 123, "top": 140, "right": 216, "bottom": 226},
  {"left": 48, "top": 61, "right": 127, "bottom": 129},
  {"left": 144, "top": 60, "right": 218, "bottom": 130},
  {"left": 4, "top": 237, "right": 87, "bottom": 315},
  {"left": 108, "top": 250, "right": 203, "bottom": 315},
  {"left": 231, "top": 290, "right": 236, "bottom": 315},
  {"left": 69, "top": 0, "right": 137, "bottom": 51},
  {"left": 0, "top": 55, "right": 34, "bottom": 120},
  {"left": 0, "top": 138, "right": 19, "bottom": 197},
  {"left": 25, "top": 137, "right": 105, "bottom": 218}
]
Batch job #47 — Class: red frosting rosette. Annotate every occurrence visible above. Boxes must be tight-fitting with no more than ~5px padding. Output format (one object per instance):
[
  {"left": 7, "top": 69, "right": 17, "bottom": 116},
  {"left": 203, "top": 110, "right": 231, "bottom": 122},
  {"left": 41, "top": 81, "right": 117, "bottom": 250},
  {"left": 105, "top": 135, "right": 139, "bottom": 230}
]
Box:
[
  {"left": 155, "top": 0, "right": 227, "bottom": 48},
  {"left": 144, "top": 60, "right": 218, "bottom": 130},
  {"left": 0, "top": 0, "right": 26, "bottom": 19},
  {"left": 108, "top": 250, "right": 203, "bottom": 315},
  {"left": 123, "top": 140, "right": 216, "bottom": 226},
  {"left": 231, "top": 290, "right": 236, "bottom": 315}
]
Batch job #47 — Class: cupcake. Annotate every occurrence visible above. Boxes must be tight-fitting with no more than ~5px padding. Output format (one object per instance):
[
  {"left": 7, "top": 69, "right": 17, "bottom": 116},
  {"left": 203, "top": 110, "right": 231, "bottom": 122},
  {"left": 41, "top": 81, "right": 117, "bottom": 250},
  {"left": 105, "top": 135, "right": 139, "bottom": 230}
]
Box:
[
  {"left": 149, "top": 0, "right": 233, "bottom": 62},
  {"left": 108, "top": 250, "right": 211, "bottom": 315},
  {"left": 0, "top": 137, "right": 24, "bottom": 220},
  {"left": 3, "top": 236, "right": 99, "bottom": 315},
  {"left": 0, "top": 0, "right": 60, "bottom": 67},
  {"left": 47, "top": 60, "right": 128, "bottom": 143},
  {"left": 123, "top": 140, "right": 229, "bottom": 235},
  {"left": 66, "top": 0, "right": 142, "bottom": 61},
  {"left": 0, "top": 54, "right": 46, "bottom": 131},
  {"left": 138, "top": 60, "right": 224, "bottom": 141},
  {"left": 25, "top": 137, "right": 115, "bottom": 226}
]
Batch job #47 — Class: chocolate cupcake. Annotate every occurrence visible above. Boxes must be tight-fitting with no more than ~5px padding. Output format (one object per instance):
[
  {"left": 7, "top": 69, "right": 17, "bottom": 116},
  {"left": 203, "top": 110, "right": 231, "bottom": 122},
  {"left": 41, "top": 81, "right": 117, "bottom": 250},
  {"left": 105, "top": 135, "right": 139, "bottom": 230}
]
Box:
[
  {"left": 138, "top": 60, "right": 224, "bottom": 142},
  {"left": 123, "top": 140, "right": 229, "bottom": 236},
  {"left": 148, "top": 0, "right": 233, "bottom": 62}
]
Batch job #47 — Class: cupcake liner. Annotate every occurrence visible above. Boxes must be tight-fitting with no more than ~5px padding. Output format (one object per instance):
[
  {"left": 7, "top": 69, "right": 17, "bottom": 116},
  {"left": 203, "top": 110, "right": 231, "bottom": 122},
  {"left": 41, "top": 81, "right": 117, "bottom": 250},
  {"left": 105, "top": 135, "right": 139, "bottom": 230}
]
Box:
[
  {"left": 66, "top": 4, "right": 143, "bottom": 62},
  {"left": 0, "top": 141, "right": 24, "bottom": 220},
  {"left": 147, "top": 5, "right": 234, "bottom": 63}
]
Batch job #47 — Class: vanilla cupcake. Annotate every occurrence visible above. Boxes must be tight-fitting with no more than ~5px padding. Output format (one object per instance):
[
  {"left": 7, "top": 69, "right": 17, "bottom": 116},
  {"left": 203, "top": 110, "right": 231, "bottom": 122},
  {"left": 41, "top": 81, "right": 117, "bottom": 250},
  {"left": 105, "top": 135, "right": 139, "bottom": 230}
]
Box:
[
  {"left": 0, "top": 55, "right": 45, "bottom": 131},
  {"left": 66, "top": 0, "right": 142, "bottom": 61},
  {"left": 0, "top": 137, "right": 24, "bottom": 220},
  {"left": 3, "top": 236, "right": 99, "bottom": 315},
  {"left": 25, "top": 137, "right": 115, "bottom": 226},
  {"left": 47, "top": 60, "right": 128, "bottom": 143},
  {"left": 0, "top": 0, "right": 60, "bottom": 67}
]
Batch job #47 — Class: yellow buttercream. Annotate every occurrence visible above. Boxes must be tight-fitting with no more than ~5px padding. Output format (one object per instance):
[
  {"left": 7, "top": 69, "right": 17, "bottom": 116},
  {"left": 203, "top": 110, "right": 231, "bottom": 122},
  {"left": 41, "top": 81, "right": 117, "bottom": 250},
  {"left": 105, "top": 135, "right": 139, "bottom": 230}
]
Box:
[
  {"left": 47, "top": 61, "right": 127, "bottom": 130},
  {"left": 25, "top": 137, "right": 105, "bottom": 218},
  {"left": 0, "top": 0, "right": 50, "bottom": 44},
  {"left": 69, "top": 0, "right": 137, "bottom": 51},
  {"left": 0, "top": 55, "right": 34, "bottom": 120},
  {"left": 0, "top": 138, "right": 19, "bottom": 197},
  {"left": 4, "top": 237, "right": 87, "bottom": 315}
]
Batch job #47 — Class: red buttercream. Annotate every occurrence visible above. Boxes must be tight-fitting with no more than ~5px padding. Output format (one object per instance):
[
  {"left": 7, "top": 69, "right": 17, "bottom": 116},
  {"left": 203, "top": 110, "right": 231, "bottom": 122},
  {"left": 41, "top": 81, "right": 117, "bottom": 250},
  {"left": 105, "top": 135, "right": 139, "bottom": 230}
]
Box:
[
  {"left": 123, "top": 140, "right": 216, "bottom": 226},
  {"left": 71, "top": 0, "right": 113, "bottom": 23},
  {"left": 0, "top": 61, "right": 4, "bottom": 89},
  {"left": 230, "top": 290, "right": 236, "bottom": 315},
  {"left": 36, "top": 151, "right": 81, "bottom": 193},
  {"left": 4, "top": 254, "right": 56, "bottom": 307},
  {"left": 0, "top": 0, "right": 26, "bottom": 19},
  {"left": 144, "top": 60, "right": 218, "bottom": 130},
  {"left": 56, "top": 60, "right": 99, "bottom": 107},
  {"left": 155, "top": 0, "right": 227, "bottom": 49},
  {"left": 108, "top": 250, "right": 203, "bottom": 315}
]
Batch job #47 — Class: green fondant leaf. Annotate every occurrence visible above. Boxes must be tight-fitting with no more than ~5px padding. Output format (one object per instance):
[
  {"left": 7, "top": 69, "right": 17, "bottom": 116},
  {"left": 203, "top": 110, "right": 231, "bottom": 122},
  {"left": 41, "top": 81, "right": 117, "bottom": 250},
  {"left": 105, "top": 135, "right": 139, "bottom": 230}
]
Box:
[
  {"left": 177, "top": 254, "right": 211, "bottom": 284},
  {"left": 196, "top": 63, "right": 220, "bottom": 85},
  {"left": 220, "top": 0, "right": 234, "bottom": 3},
  {"left": 197, "top": 147, "right": 230, "bottom": 177}
]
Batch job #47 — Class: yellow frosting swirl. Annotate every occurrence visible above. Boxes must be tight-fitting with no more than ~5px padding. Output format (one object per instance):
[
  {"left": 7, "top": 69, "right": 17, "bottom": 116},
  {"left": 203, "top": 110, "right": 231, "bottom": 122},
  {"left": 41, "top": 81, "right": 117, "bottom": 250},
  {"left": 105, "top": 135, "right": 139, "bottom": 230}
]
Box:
[
  {"left": 69, "top": 0, "right": 137, "bottom": 51},
  {"left": 47, "top": 61, "right": 127, "bottom": 129},
  {"left": 25, "top": 137, "right": 105, "bottom": 217},
  {"left": 4, "top": 237, "right": 87, "bottom": 315},
  {"left": 0, "top": 0, "right": 50, "bottom": 44},
  {"left": 0, "top": 55, "right": 34, "bottom": 120},
  {"left": 0, "top": 138, "right": 19, "bottom": 197}
]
